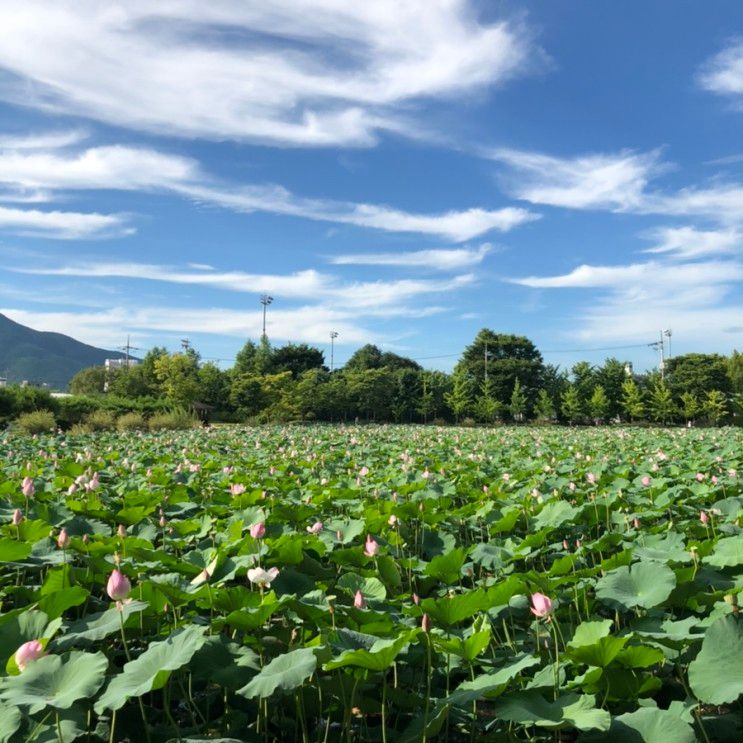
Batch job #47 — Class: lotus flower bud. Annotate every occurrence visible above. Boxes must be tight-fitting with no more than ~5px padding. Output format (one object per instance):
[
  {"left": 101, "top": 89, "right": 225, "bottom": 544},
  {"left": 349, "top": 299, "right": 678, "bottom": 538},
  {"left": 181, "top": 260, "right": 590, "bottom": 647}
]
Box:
[
  {"left": 117, "top": 524, "right": 127, "bottom": 538},
  {"left": 15, "top": 640, "right": 44, "bottom": 671},
  {"left": 353, "top": 590, "right": 366, "bottom": 609},
  {"left": 530, "top": 592, "right": 553, "bottom": 618},
  {"left": 421, "top": 613, "right": 431, "bottom": 633},
  {"left": 21, "top": 477, "right": 34, "bottom": 498},
  {"left": 12, "top": 509, "right": 23, "bottom": 526},
  {"left": 107, "top": 569, "right": 131, "bottom": 601},
  {"left": 363, "top": 534, "right": 378, "bottom": 557},
  {"left": 306, "top": 521, "right": 323, "bottom": 535},
  {"left": 57, "top": 528, "right": 69, "bottom": 549},
  {"left": 250, "top": 522, "right": 266, "bottom": 539}
]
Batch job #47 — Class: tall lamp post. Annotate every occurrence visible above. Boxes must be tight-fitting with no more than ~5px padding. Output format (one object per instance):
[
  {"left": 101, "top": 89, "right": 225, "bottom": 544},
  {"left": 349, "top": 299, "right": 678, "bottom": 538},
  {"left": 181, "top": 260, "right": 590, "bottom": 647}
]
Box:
[
  {"left": 260, "top": 295, "right": 273, "bottom": 340},
  {"left": 330, "top": 330, "right": 339, "bottom": 372}
]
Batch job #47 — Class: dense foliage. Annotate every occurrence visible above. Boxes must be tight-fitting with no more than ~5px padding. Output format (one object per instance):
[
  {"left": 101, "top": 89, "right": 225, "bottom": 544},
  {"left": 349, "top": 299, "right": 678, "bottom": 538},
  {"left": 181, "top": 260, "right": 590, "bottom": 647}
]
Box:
[{"left": 0, "top": 424, "right": 741, "bottom": 741}]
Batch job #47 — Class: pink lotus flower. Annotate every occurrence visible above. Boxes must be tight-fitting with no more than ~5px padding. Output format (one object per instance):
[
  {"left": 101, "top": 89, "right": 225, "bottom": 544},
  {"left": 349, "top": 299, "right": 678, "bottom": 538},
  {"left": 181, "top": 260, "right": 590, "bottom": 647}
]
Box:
[
  {"left": 363, "top": 534, "right": 378, "bottom": 557},
  {"left": 700, "top": 510, "right": 709, "bottom": 525},
  {"left": 569, "top": 482, "right": 576, "bottom": 492},
  {"left": 422, "top": 469, "right": 431, "bottom": 480},
  {"left": 12, "top": 509, "right": 23, "bottom": 526},
  {"left": 230, "top": 483, "right": 246, "bottom": 496},
  {"left": 15, "top": 640, "right": 45, "bottom": 671},
  {"left": 711, "top": 475, "right": 718, "bottom": 485},
  {"left": 21, "top": 477, "right": 34, "bottom": 498},
  {"left": 586, "top": 473, "right": 596, "bottom": 484},
  {"left": 502, "top": 473, "right": 511, "bottom": 482},
  {"left": 358, "top": 466, "right": 369, "bottom": 477},
  {"left": 633, "top": 517, "right": 641, "bottom": 529},
  {"left": 696, "top": 473, "right": 705, "bottom": 482},
  {"left": 117, "top": 524, "right": 127, "bottom": 538},
  {"left": 421, "top": 614, "right": 431, "bottom": 633},
  {"left": 530, "top": 592, "right": 553, "bottom": 618},
  {"left": 353, "top": 590, "right": 366, "bottom": 609},
  {"left": 388, "top": 514, "right": 398, "bottom": 527},
  {"left": 562, "top": 539, "right": 569, "bottom": 550},
  {"left": 107, "top": 569, "right": 131, "bottom": 601},
  {"left": 641, "top": 476, "right": 651, "bottom": 487},
  {"left": 306, "top": 521, "right": 323, "bottom": 535},
  {"left": 412, "top": 593, "right": 420, "bottom": 605},
  {"left": 250, "top": 522, "right": 266, "bottom": 539},
  {"left": 247, "top": 566, "right": 279, "bottom": 587},
  {"left": 57, "top": 528, "right": 69, "bottom": 549}
]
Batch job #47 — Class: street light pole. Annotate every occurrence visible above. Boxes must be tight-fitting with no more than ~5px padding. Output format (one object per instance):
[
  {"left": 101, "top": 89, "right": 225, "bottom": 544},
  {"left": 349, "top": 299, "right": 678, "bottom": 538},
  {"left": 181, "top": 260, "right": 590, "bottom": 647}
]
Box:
[
  {"left": 260, "top": 295, "right": 273, "bottom": 339},
  {"left": 330, "top": 331, "right": 339, "bottom": 372}
]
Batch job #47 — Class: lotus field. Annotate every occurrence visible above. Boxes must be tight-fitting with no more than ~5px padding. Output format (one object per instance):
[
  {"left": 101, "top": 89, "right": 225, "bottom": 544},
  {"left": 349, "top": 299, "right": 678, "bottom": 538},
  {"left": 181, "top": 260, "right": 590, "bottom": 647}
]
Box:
[{"left": 1, "top": 425, "right": 742, "bottom": 742}]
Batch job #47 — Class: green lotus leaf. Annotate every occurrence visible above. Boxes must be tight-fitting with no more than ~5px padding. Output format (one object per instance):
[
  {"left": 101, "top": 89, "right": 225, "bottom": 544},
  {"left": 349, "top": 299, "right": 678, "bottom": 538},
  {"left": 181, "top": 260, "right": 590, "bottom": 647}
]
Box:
[
  {"left": 237, "top": 647, "right": 318, "bottom": 699},
  {"left": 689, "top": 615, "right": 743, "bottom": 704},
  {"left": 0, "top": 651, "right": 107, "bottom": 714},
  {"left": 596, "top": 562, "right": 676, "bottom": 610}
]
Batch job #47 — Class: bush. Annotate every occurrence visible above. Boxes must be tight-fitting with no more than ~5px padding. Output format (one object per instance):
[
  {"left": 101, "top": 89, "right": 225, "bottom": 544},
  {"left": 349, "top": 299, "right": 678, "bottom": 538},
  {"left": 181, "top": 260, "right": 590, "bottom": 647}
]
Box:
[
  {"left": 148, "top": 409, "right": 200, "bottom": 431},
  {"left": 84, "top": 409, "right": 117, "bottom": 432},
  {"left": 117, "top": 412, "right": 146, "bottom": 431},
  {"left": 15, "top": 410, "right": 56, "bottom": 435}
]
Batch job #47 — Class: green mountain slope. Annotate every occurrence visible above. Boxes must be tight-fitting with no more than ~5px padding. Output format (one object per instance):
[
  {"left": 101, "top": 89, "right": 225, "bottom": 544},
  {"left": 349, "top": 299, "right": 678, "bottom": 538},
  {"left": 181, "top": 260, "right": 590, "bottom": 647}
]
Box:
[{"left": 0, "top": 313, "right": 127, "bottom": 390}]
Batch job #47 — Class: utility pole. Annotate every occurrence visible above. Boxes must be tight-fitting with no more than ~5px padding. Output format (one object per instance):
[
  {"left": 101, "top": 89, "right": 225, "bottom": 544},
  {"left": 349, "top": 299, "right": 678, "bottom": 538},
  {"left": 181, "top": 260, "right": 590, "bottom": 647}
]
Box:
[
  {"left": 329, "top": 330, "right": 339, "bottom": 372},
  {"left": 181, "top": 338, "right": 191, "bottom": 353},
  {"left": 118, "top": 335, "right": 140, "bottom": 369},
  {"left": 664, "top": 329, "right": 672, "bottom": 361},
  {"left": 484, "top": 343, "right": 494, "bottom": 384},
  {"left": 649, "top": 332, "right": 666, "bottom": 380},
  {"left": 260, "top": 295, "right": 274, "bottom": 340}
]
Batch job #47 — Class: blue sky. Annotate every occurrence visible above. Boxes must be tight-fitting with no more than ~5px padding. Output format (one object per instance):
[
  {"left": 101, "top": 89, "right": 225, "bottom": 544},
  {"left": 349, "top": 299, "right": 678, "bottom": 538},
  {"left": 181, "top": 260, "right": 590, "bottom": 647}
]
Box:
[{"left": 0, "top": 0, "right": 741, "bottom": 372}]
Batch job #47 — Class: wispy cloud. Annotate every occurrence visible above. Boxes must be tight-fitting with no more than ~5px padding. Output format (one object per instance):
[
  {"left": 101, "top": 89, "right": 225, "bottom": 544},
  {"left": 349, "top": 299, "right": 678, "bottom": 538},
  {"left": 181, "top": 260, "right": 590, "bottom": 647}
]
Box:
[
  {"left": 0, "top": 2, "right": 535, "bottom": 147},
  {"left": 509, "top": 258, "right": 743, "bottom": 348},
  {"left": 0, "top": 138, "right": 536, "bottom": 241},
  {"left": 489, "top": 148, "right": 663, "bottom": 211},
  {"left": 0, "top": 205, "right": 131, "bottom": 239},
  {"left": 642, "top": 225, "right": 741, "bottom": 259},
  {"left": 698, "top": 40, "right": 743, "bottom": 101},
  {"left": 13, "top": 260, "right": 477, "bottom": 310},
  {"left": 328, "top": 244, "right": 492, "bottom": 269}
]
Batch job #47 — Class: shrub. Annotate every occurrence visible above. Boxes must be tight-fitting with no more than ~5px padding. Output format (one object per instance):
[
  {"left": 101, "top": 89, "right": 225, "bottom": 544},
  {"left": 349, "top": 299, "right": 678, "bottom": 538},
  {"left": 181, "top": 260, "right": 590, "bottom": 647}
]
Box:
[
  {"left": 15, "top": 410, "right": 56, "bottom": 435},
  {"left": 117, "top": 412, "right": 146, "bottom": 431},
  {"left": 84, "top": 409, "right": 117, "bottom": 432},
  {"left": 148, "top": 409, "right": 200, "bottom": 431}
]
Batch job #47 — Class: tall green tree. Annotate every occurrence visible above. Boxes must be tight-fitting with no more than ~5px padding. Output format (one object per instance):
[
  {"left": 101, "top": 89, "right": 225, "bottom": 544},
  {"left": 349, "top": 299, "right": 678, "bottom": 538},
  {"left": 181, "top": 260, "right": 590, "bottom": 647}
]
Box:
[
  {"left": 454, "top": 330, "right": 544, "bottom": 412},
  {"left": 666, "top": 354, "right": 732, "bottom": 399},
  {"left": 621, "top": 378, "right": 645, "bottom": 422},
  {"left": 560, "top": 385, "right": 583, "bottom": 424},
  {"left": 534, "top": 388, "right": 556, "bottom": 422},
  {"left": 271, "top": 343, "right": 325, "bottom": 378},
  {"left": 508, "top": 378, "right": 527, "bottom": 421},
  {"left": 588, "top": 385, "right": 609, "bottom": 423},
  {"left": 647, "top": 381, "right": 676, "bottom": 424},
  {"left": 679, "top": 392, "right": 699, "bottom": 425},
  {"left": 69, "top": 366, "right": 108, "bottom": 395},
  {"left": 704, "top": 390, "right": 728, "bottom": 425},
  {"left": 594, "top": 358, "right": 628, "bottom": 419},
  {"left": 154, "top": 353, "right": 200, "bottom": 406},
  {"left": 445, "top": 370, "right": 474, "bottom": 422}
]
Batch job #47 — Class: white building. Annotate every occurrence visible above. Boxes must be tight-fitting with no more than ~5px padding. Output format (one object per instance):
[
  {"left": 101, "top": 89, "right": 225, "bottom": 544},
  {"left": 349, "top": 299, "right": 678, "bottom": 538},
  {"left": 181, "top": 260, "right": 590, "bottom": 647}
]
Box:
[{"left": 105, "top": 358, "right": 140, "bottom": 370}]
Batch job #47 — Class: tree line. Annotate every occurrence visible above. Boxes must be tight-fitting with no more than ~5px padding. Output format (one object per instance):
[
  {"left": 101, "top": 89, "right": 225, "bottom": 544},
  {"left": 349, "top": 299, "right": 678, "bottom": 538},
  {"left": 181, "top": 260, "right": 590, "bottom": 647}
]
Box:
[{"left": 56, "top": 330, "right": 743, "bottom": 426}]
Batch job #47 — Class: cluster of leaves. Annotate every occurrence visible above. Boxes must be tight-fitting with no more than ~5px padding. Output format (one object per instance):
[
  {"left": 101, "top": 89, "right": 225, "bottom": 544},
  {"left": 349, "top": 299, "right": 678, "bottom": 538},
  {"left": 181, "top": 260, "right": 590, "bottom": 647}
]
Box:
[{"left": 0, "top": 424, "right": 741, "bottom": 741}]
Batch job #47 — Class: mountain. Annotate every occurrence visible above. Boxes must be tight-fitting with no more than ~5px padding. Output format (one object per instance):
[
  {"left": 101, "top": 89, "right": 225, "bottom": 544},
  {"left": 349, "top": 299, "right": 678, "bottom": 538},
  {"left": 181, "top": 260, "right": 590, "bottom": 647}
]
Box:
[{"left": 0, "top": 313, "right": 128, "bottom": 390}]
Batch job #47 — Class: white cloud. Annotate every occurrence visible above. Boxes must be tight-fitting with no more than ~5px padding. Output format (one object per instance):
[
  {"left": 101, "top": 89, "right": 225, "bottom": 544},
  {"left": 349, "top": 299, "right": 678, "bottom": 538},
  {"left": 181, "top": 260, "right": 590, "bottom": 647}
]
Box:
[
  {"left": 642, "top": 226, "right": 741, "bottom": 259},
  {"left": 179, "top": 183, "right": 537, "bottom": 241},
  {"left": 0, "top": 1, "right": 534, "bottom": 147},
  {"left": 0, "top": 305, "right": 377, "bottom": 348},
  {"left": 510, "top": 259, "right": 743, "bottom": 289},
  {"left": 14, "top": 260, "right": 476, "bottom": 308},
  {"left": 509, "top": 259, "right": 743, "bottom": 349},
  {"left": 0, "top": 205, "right": 131, "bottom": 239},
  {"left": 490, "top": 148, "right": 662, "bottom": 210},
  {"left": 0, "top": 139, "right": 536, "bottom": 241},
  {"left": 329, "top": 244, "right": 491, "bottom": 269},
  {"left": 698, "top": 41, "right": 743, "bottom": 99}
]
